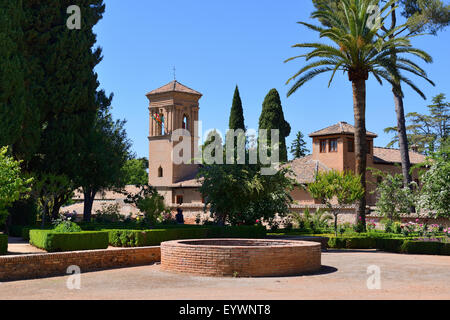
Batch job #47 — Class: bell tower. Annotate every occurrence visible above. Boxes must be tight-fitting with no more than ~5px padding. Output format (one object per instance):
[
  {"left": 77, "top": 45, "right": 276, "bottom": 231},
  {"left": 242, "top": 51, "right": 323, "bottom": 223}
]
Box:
[{"left": 146, "top": 80, "right": 202, "bottom": 188}]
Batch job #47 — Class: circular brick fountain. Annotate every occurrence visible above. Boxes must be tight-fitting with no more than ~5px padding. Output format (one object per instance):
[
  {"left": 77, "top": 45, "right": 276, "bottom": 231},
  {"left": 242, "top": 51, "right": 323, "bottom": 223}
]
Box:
[{"left": 160, "top": 238, "right": 321, "bottom": 277}]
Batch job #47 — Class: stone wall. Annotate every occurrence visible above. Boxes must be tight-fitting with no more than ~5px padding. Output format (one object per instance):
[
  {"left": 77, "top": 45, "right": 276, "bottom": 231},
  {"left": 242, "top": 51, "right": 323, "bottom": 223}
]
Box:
[{"left": 0, "top": 246, "right": 160, "bottom": 282}]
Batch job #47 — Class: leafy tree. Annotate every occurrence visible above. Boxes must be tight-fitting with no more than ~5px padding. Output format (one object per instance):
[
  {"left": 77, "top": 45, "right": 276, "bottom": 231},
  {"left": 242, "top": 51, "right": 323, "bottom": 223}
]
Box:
[
  {"left": 122, "top": 158, "right": 149, "bottom": 185},
  {"left": 258, "top": 89, "right": 291, "bottom": 162},
  {"left": 30, "top": 173, "right": 73, "bottom": 227},
  {"left": 370, "top": 168, "right": 417, "bottom": 221},
  {"left": 418, "top": 147, "right": 450, "bottom": 218},
  {"left": 198, "top": 160, "right": 294, "bottom": 226},
  {"left": 285, "top": 0, "right": 431, "bottom": 228},
  {"left": 124, "top": 184, "right": 167, "bottom": 226},
  {"left": 308, "top": 170, "right": 364, "bottom": 236},
  {"left": 77, "top": 90, "right": 131, "bottom": 221},
  {"left": 385, "top": 93, "right": 449, "bottom": 154},
  {"left": 290, "top": 131, "right": 309, "bottom": 159},
  {"left": 0, "top": 147, "right": 32, "bottom": 228}
]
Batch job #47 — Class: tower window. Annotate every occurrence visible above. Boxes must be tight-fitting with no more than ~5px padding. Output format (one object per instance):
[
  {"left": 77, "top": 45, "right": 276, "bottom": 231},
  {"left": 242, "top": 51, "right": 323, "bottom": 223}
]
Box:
[
  {"left": 158, "top": 166, "right": 163, "bottom": 177},
  {"left": 182, "top": 114, "right": 189, "bottom": 130},
  {"left": 329, "top": 139, "right": 338, "bottom": 152}
]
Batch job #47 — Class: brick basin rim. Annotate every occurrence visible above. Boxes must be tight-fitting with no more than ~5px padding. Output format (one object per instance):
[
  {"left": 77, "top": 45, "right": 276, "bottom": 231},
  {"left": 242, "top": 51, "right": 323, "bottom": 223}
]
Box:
[{"left": 161, "top": 238, "right": 322, "bottom": 249}]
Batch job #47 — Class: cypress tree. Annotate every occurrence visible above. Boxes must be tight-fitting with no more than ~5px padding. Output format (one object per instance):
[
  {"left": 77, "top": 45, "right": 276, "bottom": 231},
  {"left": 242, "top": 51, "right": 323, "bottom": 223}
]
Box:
[
  {"left": 0, "top": 0, "right": 27, "bottom": 152},
  {"left": 229, "top": 85, "right": 245, "bottom": 131},
  {"left": 22, "top": 0, "right": 106, "bottom": 218},
  {"left": 227, "top": 86, "right": 246, "bottom": 164},
  {"left": 258, "top": 89, "right": 291, "bottom": 162}
]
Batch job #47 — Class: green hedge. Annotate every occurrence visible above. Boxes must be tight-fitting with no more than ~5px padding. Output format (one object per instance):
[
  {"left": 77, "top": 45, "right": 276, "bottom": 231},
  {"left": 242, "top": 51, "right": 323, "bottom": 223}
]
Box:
[
  {"left": 9, "top": 225, "right": 52, "bottom": 240},
  {"left": 107, "top": 225, "right": 267, "bottom": 247},
  {"left": 107, "top": 228, "right": 209, "bottom": 247},
  {"left": 0, "top": 234, "right": 7, "bottom": 255},
  {"left": 206, "top": 225, "right": 266, "bottom": 239},
  {"left": 29, "top": 230, "right": 109, "bottom": 252},
  {"left": 327, "top": 235, "right": 449, "bottom": 255}
]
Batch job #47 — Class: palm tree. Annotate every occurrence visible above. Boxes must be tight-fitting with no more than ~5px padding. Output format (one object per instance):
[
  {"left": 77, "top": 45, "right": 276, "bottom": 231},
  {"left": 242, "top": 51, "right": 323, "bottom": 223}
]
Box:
[{"left": 285, "top": 0, "right": 432, "bottom": 229}]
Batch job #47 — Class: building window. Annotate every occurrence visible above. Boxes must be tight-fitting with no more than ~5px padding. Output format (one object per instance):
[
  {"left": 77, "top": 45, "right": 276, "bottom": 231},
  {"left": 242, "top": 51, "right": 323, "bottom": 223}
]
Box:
[
  {"left": 158, "top": 166, "right": 163, "bottom": 177},
  {"left": 329, "top": 139, "right": 338, "bottom": 152},
  {"left": 176, "top": 195, "right": 183, "bottom": 205},
  {"left": 182, "top": 114, "right": 189, "bottom": 130},
  {"left": 348, "top": 138, "right": 354, "bottom": 152},
  {"left": 320, "top": 140, "right": 327, "bottom": 153}
]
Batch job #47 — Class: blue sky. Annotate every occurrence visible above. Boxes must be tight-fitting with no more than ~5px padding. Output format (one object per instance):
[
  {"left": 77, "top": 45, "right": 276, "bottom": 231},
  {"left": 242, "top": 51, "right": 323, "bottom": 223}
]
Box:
[{"left": 93, "top": 0, "right": 450, "bottom": 160}]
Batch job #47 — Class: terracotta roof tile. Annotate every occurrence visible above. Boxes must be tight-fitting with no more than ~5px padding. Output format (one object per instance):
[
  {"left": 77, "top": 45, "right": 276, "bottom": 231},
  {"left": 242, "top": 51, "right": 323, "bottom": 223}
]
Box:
[
  {"left": 146, "top": 80, "right": 202, "bottom": 96},
  {"left": 373, "top": 147, "right": 426, "bottom": 164},
  {"left": 309, "top": 121, "right": 377, "bottom": 138},
  {"left": 283, "top": 155, "right": 331, "bottom": 184}
]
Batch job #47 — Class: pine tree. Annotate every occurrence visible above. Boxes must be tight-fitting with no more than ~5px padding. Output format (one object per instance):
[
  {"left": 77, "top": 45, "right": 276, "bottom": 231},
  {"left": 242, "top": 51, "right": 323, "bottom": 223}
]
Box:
[
  {"left": 290, "top": 131, "right": 309, "bottom": 159},
  {"left": 229, "top": 85, "right": 245, "bottom": 131},
  {"left": 258, "top": 89, "right": 291, "bottom": 162}
]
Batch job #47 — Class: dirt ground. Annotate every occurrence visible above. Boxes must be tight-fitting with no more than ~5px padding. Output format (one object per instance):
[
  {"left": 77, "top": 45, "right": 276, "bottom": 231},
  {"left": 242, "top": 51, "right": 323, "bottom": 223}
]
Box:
[{"left": 1, "top": 250, "right": 449, "bottom": 300}]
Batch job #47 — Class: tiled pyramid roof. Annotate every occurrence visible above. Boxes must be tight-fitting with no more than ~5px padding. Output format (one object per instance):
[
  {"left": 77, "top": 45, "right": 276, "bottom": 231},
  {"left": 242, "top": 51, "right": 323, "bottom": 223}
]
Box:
[
  {"left": 309, "top": 121, "right": 378, "bottom": 138},
  {"left": 146, "top": 80, "right": 202, "bottom": 96}
]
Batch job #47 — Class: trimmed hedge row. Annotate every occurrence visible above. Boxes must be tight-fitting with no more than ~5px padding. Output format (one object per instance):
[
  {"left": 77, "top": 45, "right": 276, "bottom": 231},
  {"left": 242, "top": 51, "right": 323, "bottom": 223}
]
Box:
[
  {"left": 107, "top": 225, "right": 267, "bottom": 247},
  {"left": 327, "top": 236, "right": 450, "bottom": 255},
  {"left": 0, "top": 233, "right": 7, "bottom": 255},
  {"left": 9, "top": 225, "right": 52, "bottom": 241},
  {"left": 29, "top": 230, "right": 109, "bottom": 252},
  {"left": 108, "top": 228, "right": 209, "bottom": 247}
]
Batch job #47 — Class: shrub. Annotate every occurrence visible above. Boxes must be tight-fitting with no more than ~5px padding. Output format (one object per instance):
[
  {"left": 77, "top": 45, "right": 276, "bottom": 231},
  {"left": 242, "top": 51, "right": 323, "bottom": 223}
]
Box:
[
  {"left": 53, "top": 221, "right": 82, "bottom": 233},
  {"left": 401, "top": 240, "right": 443, "bottom": 255},
  {"left": 0, "top": 233, "right": 7, "bottom": 255},
  {"left": 328, "top": 236, "right": 376, "bottom": 249},
  {"left": 95, "top": 203, "right": 123, "bottom": 223},
  {"left": 107, "top": 228, "right": 209, "bottom": 247},
  {"left": 29, "top": 230, "right": 109, "bottom": 252}
]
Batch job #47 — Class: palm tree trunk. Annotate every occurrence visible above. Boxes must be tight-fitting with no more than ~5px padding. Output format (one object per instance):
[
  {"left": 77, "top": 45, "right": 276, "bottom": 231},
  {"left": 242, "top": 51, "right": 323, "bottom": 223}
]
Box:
[
  {"left": 352, "top": 79, "right": 367, "bottom": 230},
  {"left": 393, "top": 87, "right": 412, "bottom": 187}
]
